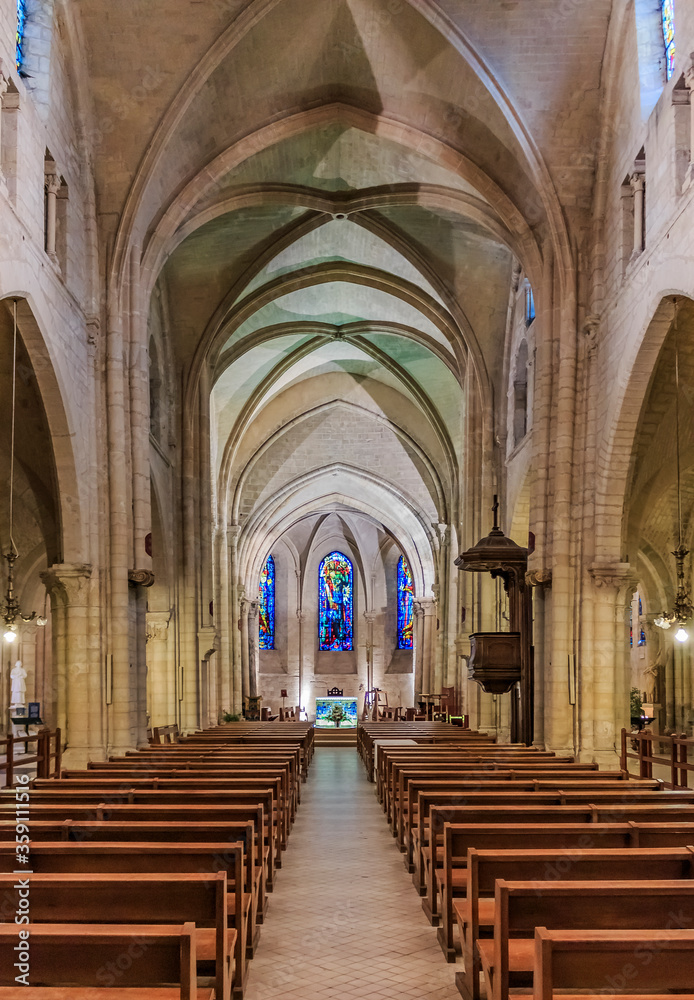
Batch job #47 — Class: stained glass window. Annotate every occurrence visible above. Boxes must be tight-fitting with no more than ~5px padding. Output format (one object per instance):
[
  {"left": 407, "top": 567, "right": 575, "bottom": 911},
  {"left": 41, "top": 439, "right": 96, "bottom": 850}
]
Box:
[
  {"left": 397, "top": 555, "right": 414, "bottom": 649},
  {"left": 258, "top": 555, "right": 275, "bottom": 650},
  {"left": 318, "top": 551, "right": 353, "bottom": 651},
  {"left": 637, "top": 596, "right": 647, "bottom": 646},
  {"left": 662, "top": 0, "right": 675, "bottom": 81},
  {"left": 525, "top": 282, "right": 535, "bottom": 326},
  {"left": 629, "top": 605, "right": 633, "bottom": 648},
  {"left": 16, "top": 0, "right": 27, "bottom": 72}
]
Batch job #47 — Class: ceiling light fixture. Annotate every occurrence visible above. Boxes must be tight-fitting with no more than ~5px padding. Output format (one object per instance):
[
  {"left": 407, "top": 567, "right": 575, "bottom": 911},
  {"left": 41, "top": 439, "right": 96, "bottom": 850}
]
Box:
[
  {"left": 654, "top": 298, "right": 693, "bottom": 641},
  {"left": 1, "top": 300, "right": 47, "bottom": 642}
]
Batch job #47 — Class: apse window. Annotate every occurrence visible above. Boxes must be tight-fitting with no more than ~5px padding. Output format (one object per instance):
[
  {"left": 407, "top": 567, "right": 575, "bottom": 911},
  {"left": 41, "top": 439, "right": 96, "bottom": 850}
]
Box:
[
  {"left": 662, "top": 0, "right": 675, "bottom": 80},
  {"left": 397, "top": 556, "right": 414, "bottom": 649},
  {"left": 318, "top": 551, "right": 353, "bottom": 651},
  {"left": 258, "top": 555, "right": 275, "bottom": 650},
  {"left": 16, "top": 0, "right": 27, "bottom": 73}
]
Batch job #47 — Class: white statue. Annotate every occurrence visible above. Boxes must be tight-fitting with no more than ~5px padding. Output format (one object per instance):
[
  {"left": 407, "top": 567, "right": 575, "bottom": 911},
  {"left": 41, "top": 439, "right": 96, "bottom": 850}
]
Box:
[{"left": 10, "top": 660, "right": 27, "bottom": 706}]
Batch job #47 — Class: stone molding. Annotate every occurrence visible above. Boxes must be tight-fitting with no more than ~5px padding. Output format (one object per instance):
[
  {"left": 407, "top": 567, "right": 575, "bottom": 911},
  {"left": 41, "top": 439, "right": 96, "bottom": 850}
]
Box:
[{"left": 588, "top": 561, "right": 636, "bottom": 592}]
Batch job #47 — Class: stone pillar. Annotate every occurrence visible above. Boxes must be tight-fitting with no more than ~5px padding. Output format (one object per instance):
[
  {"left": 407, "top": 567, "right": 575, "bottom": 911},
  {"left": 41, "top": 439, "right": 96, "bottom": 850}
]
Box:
[
  {"left": 41, "top": 564, "right": 99, "bottom": 764},
  {"left": 106, "top": 298, "right": 135, "bottom": 754},
  {"left": 146, "top": 610, "right": 171, "bottom": 726},
  {"left": 587, "top": 563, "right": 635, "bottom": 766},
  {"left": 296, "top": 609, "right": 306, "bottom": 712},
  {"left": 0, "top": 73, "right": 8, "bottom": 188},
  {"left": 240, "top": 597, "right": 251, "bottom": 705},
  {"left": 44, "top": 163, "right": 60, "bottom": 263},
  {"left": 414, "top": 598, "right": 437, "bottom": 695},
  {"left": 684, "top": 58, "right": 694, "bottom": 190},
  {"left": 413, "top": 601, "right": 425, "bottom": 702},
  {"left": 247, "top": 600, "right": 259, "bottom": 699},
  {"left": 629, "top": 172, "right": 645, "bottom": 260}
]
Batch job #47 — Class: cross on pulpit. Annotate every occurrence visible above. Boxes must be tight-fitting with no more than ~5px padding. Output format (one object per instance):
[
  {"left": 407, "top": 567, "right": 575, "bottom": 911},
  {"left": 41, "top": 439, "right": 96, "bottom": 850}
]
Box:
[{"left": 492, "top": 494, "right": 499, "bottom": 530}]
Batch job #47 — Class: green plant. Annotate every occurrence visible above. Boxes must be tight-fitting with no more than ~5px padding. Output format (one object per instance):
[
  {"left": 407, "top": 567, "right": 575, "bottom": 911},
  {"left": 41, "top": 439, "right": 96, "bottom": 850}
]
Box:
[
  {"left": 222, "top": 711, "right": 240, "bottom": 722},
  {"left": 630, "top": 687, "right": 643, "bottom": 718}
]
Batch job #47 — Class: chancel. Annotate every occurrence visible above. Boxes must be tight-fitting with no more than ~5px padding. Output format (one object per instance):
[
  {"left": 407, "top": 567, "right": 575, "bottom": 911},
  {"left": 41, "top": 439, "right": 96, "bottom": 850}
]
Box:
[{"left": 4, "top": 1, "right": 694, "bottom": 997}]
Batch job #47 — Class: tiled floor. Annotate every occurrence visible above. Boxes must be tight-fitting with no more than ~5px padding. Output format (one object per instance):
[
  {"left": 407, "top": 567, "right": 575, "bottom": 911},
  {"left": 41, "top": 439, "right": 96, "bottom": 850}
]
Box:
[{"left": 245, "top": 748, "right": 458, "bottom": 999}]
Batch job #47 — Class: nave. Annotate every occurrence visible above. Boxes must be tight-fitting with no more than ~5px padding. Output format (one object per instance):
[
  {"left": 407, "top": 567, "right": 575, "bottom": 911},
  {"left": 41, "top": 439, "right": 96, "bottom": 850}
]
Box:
[{"left": 244, "top": 747, "right": 457, "bottom": 1000}]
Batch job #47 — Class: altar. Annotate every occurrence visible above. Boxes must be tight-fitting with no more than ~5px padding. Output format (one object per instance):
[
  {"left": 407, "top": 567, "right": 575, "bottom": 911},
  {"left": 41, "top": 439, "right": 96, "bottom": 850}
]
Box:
[{"left": 315, "top": 696, "right": 358, "bottom": 728}]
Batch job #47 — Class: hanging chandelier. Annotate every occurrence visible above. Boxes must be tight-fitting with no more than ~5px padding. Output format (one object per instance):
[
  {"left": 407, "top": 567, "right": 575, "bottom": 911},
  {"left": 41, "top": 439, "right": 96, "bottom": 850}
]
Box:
[
  {"left": 1, "top": 299, "right": 47, "bottom": 643},
  {"left": 654, "top": 298, "right": 693, "bottom": 643}
]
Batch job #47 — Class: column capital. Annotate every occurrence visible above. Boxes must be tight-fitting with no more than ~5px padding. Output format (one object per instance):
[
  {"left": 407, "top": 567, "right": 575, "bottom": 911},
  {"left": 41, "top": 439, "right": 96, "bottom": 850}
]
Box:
[
  {"left": 197, "top": 624, "right": 219, "bottom": 660},
  {"left": 629, "top": 171, "right": 645, "bottom": 194},
  {"left": 414, "top": 596, "right": 436, "bottom": 616},
  {"left": 588, "top": 561, "right": 636, "bottom": 594},
  {"left": 296, "top": 609, "right": 306, "bottom": 623},
  {"left": 363, "top": 611, "right": 377, "bottom": 625},
  {"left": 44, "top": 171, "right": 61, "bottom": 196},
  {"left": 146, "top": 610, "right": 171, "bottom": 643},
  {"left": 41, "top": 563, "right": 92, "bottom": 605},
  {"left": 0, "top": 73, "right": 9, "bottom": 100}
]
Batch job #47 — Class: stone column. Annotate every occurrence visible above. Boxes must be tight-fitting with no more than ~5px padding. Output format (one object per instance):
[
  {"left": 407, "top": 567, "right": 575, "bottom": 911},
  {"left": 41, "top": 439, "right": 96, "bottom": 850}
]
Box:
[
  {"left": 296, "top": 609, "right": 306, "bottom": 712},
  {"left": 629, "top": 172, "right": 645, "bottom": 260},
  {"left": 413, "top": 601, "right": 425, "bottom": 702},
  {"left": 41, "top": 564, "right": 98, "bottom": 765},
  {"left": 0, "top": 73, "right": 8, "bottom": 188},
  {"left": 145, "top": 610, "right": 171, "bottom": 726},
  {"left": 240, "top": 597, "right": 251, "bottom": 705},
  {"left": 684, "top": 58, "right": 694, "bottom": 190},
  {"left": 106, "top": 297, "right": 134, "bottom": 754},
  {"left": 587, "top": 563, "right": 636, "bottom": 766},
  {"left": 414, "top": 598, "right": 437, "bottom": 696},
  {"left": 248, "top": 600, "right": 259, "bottom": 699},
  {"left": 44, "top": 163, "right": 60, "bottom": 263}
]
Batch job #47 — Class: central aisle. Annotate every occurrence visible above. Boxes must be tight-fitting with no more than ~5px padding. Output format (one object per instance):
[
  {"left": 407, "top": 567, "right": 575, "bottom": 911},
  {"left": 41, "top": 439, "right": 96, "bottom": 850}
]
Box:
[{"left": 245, "top": 747, "right": 458, "bottom": 999}]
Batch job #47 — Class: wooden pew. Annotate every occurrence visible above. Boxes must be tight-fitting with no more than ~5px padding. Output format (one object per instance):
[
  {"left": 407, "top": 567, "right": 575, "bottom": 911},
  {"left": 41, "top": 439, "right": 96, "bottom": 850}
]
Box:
[
  {"left": 416, "top": 794, "right": 694, "bottom": 912},
  {"left": 0, "top": 797, "right": 279, "bottom": 889},
  {"left": 394, "top": 775, "right": 660, "bottom": 850},
  {"left": 437, "top": 812, "right": 694, "bottom": 962},
  {"left": 452, "top": 847, "right": 694, "bottom": 997},
  {"left": 0, "top": 922, "right": 211, "bottom": 998},
  {"left": 532, "top": 927, "right": 694, "bottom": 1000},
  {"left": 0, "top": 872, "right": 233, "bottom": 999},
  {"left": 0, "top": 841, "right": 249, "bottom": 997},
  {"left": 6, "top": 783, "right": 287, "bottom": 857},
  {"left": 0, "top": 816, "right": 268, "bottom": 932},
  {"left": 483, "top": 879, "right": 694, "bottom": 1000}
]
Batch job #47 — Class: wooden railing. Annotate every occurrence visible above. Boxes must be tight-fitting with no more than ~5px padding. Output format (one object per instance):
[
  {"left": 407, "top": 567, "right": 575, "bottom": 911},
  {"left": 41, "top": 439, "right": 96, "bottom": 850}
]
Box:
[
  {"left": 1, "top": 729, "right": 62, "bottom": 788},
  {"left": 620, "top": 727, "right": 694, "bottom": 788}
]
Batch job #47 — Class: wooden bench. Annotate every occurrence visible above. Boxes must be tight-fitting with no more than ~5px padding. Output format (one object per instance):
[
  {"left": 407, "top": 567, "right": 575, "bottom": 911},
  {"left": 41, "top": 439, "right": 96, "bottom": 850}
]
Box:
[
  {"left": 482, "top": 879, "right": 694, "bottom": 1000},
  {"left": 0, "top": 922, "right": 212, "bottom": 998},
  {"left": 0, "top": 841, "right": 249, "bottom": 997},
  {"left": 452, "top": 847, "right": 694, "bottom": 996},
  {"left": 0, "top": 816, "right": 268, "bottom": 932},
  {"left": 416, "top": 795, "right": 694, "bottom": 912},
  {"left": 0, "top": 796, "right": 278, "bottom": 877},
  {"left": 532, "top": 927, "right": 694, "bottom": 1000},
  {"left": 0, "top": 872, "right": 233, "bottom": 999}
]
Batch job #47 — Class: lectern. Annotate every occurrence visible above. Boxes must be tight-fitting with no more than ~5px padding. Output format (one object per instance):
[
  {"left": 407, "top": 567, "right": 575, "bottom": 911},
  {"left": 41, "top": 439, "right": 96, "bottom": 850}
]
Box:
[{"left": 456, "top": 497, "right": 533, "bottom": 744}]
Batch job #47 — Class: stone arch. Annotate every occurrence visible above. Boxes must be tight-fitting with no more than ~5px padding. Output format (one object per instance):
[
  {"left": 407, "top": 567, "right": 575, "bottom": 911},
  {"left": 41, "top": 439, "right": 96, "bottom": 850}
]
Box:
[{"left": 0, "top": 294, "right": 83, "bottom": 562}]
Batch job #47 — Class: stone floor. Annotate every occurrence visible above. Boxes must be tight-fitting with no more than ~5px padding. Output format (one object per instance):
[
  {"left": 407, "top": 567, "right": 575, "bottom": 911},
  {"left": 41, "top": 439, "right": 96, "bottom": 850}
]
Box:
[{"left": 245, "top": 748, "right": 459, "bottom": 1000}]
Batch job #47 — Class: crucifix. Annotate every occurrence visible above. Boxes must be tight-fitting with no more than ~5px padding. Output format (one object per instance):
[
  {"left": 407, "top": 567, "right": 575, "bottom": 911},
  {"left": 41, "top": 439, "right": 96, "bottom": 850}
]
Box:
[{"left": 492, "top": 494, "right": 500, "bottom": 531}]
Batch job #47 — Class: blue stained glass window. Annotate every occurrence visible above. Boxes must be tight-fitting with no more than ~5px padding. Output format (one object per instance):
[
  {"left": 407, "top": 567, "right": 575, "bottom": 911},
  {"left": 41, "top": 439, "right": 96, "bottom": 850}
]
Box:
[
  {"left": 258, "top": 555, "right": 275, "bottom": 650},
  {"left": 397, "top": 555, "right": 414, "bottom": 649},
  {"left": 637, "top": 597, "right": 646, "bottom": 646},
  {"left": 16, "top": 0, "right": 27, "bottom": 72},
  {"left": 662, "top": 0, "right": 675, "bottom": 81},
  {"left": 525, "top": 283, "right": 535, "bottom": 326},
  {"left": 318, "top": 551, "right": 353, "bottom": 651},
  {"left": 629, "top": 605, "right": 633, "bottom": 648}
]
